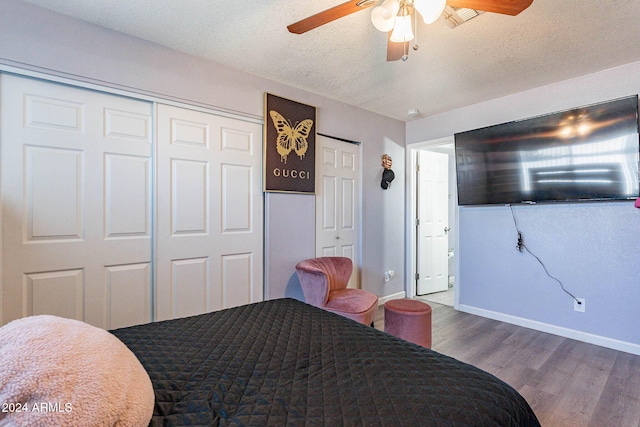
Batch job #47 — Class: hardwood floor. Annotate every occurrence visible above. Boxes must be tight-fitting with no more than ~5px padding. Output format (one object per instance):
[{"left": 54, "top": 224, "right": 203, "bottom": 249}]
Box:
[
  {"left": 374, "top": 302, "right": 640, "bottom": 427},
  {"left": 417, "top": 288, "right": 455, "bottom": 306}
]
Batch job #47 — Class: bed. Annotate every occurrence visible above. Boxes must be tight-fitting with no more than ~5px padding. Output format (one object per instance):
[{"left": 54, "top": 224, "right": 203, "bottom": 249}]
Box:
[{"left": 111, "top": 298, "right": 540, "bottom": 426}]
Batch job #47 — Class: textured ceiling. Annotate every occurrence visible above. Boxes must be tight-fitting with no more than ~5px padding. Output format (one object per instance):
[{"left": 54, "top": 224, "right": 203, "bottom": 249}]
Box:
[{"left": 20, "top": 0, "right": 640, "bottom": 121}]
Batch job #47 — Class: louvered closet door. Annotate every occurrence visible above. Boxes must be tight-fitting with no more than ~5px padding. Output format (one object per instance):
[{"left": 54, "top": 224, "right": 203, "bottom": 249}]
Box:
[
  {"left": 155, "top": 104, "right": 263, "bottom": 321},
  {"left": 0, "top": 74, "right": 153, "bottom": 329}
]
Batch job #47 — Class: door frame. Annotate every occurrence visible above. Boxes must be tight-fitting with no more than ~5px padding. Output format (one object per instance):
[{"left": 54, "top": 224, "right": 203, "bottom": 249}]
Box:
[{"left": 405, "top": 137, "right": 460, "bottom": 308}]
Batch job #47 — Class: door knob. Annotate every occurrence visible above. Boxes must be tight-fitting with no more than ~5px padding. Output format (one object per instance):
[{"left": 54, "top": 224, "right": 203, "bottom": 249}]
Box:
[{"left": 444, "top": 227, "right": 450, "bottom": 233}]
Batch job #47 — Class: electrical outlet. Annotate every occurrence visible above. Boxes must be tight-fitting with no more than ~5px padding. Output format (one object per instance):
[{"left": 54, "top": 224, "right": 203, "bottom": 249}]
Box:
[
  {"left": 384, "top": 270, "right": 395, "bottom": 283},
  {"left": 574, "top": 298, "right": 585, "bottom": 313}
]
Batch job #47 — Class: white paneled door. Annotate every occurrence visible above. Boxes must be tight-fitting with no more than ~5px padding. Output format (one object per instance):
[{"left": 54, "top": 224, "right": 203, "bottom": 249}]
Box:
[
  {"left": 155, "top": 104, "right": 263, "bottom": 321},
  {"left": 1, "top": 75, "right": 153, "bottom": 329},
  {"left": 315, "top": 135, "right": 360, "bottom": 289},
  {"left": 417, "top": 150, "right": 449, "bottom": 295}
]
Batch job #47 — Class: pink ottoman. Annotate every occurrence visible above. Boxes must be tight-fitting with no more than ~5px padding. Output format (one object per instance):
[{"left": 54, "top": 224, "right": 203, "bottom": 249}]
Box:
[{"left": 384, "top": 299, "right": 432, "bottom": 348}]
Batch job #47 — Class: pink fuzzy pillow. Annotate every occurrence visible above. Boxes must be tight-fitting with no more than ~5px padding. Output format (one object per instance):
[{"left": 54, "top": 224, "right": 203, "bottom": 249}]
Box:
[{"left": 0, "top": 315, "right": 154, "bottom": 427}]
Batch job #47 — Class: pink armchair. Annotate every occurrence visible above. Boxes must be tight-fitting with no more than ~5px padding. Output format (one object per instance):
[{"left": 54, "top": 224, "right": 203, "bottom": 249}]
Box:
[{"left": 295, "top": 257, "right": 379, "bottom": 325}]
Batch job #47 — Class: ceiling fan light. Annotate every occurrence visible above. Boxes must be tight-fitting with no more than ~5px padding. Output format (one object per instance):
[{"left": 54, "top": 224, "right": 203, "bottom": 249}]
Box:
[
  {"left": 413, "top": 0, "right": 446, "bottom": 24},
  {"left": 390, "top": 14, "right": 414, "bottom": 42},
  {"left": 371, "top": 0, "right": 400, "bottom": 32}
]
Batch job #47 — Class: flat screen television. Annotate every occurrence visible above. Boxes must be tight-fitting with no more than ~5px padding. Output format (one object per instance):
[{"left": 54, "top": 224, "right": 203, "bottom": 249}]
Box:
[{"left": 454, "top": 96, "right": 640, "bottom": 206}]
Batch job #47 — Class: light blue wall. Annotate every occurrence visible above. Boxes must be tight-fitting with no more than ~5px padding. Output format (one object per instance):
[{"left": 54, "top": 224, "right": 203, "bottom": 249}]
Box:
[
  {"left": 459, "top": 203, "right": 639, "bottom": 345},
  {"left": 408, "top": 62, "right": 640, "bottom": 351},
  {"left": 264, "top": 193, "right": 315, "bottom": 301}
]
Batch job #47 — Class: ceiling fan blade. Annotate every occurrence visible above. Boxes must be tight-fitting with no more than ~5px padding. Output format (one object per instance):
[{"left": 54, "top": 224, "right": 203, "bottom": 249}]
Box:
[
  {"left": 287, "top": 0, "right": 375, "bottom": 34},
  {"left": 446, "top": 0, "right": 533, "bottom": 16},
  {"left": 386, "top": 33, "right": 407, "bottom": 62}
]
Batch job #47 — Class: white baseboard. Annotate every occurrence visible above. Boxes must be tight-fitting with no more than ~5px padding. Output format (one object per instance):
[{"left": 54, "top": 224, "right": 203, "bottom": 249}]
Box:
[
  {"left": 459, "top": 304, "right": 640, "bottom": 356},
  {"left": 379, "top": 291, "right": 406, "bottom": 305}
]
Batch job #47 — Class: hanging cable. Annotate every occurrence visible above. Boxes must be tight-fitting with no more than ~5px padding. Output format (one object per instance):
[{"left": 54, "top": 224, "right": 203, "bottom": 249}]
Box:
[{"left": 509, "top": 205, "right": 581, "bottom": 304}]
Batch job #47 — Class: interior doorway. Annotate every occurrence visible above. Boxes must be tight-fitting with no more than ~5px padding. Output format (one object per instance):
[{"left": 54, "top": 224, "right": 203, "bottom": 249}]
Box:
[
  {"left": 406, "top": 137, "right": 458, "bottom": 308},
  {"left": 416, "top": 150, "right": 449, "bottom": 296}
]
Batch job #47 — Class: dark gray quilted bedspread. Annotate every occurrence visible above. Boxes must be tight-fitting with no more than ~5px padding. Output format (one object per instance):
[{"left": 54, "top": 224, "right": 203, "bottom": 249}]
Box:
[{"left": 111, "top": 298, "right": 540, "bottom": 426}]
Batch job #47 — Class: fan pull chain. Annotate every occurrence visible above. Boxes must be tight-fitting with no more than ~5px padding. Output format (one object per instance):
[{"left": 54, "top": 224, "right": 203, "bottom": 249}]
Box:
[
  {"left": 401, "top": 4, "right": 415, "bottom": 61},
  {"left": 412, "top": 4, "right": 419, "bottom": 53}
]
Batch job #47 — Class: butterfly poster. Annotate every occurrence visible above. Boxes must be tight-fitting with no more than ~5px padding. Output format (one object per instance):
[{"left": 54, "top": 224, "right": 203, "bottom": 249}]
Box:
[{"left": 264, "top": 93, "right": 316, "bottom": 193}]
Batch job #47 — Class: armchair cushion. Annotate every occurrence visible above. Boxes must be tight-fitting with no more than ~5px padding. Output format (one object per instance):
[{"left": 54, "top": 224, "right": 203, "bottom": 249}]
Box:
[{"left": 326, "top": 289, "right": 379, "bottom": 315}]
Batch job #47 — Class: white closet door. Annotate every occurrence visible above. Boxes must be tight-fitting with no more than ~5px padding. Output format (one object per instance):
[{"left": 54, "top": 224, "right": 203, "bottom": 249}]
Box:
[
  {"left": 0, "top": 75, "right": 153, "bottom": 329},
  {"left": 315, "top": 135, "right": 360, "bottom": 289},
  {"left": 155, "top": 104, "right": 263, "bottom": 321}
]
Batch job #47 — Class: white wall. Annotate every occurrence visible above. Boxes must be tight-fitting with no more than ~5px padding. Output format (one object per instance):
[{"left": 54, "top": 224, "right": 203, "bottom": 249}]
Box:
[
  {"left": 0, "top": 0, "right": 406, "bottom": 301},
  {"left": 407, "top": 62, "right": 640, "bottom": 353}
]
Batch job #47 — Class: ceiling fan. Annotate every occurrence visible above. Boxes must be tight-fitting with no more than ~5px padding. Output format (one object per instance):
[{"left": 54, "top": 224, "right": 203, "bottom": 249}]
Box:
[{"left": 287, "top": 0, "right": 533, "bottom": 61}]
